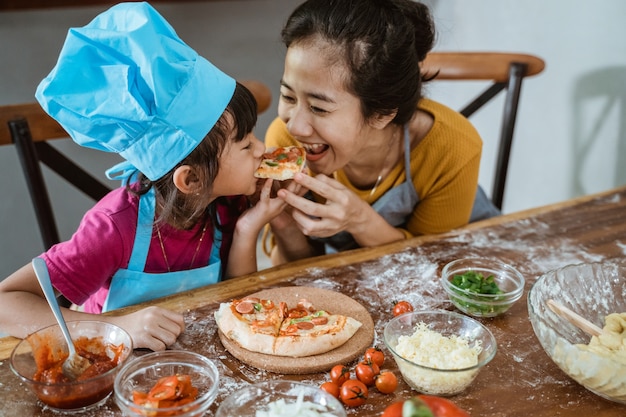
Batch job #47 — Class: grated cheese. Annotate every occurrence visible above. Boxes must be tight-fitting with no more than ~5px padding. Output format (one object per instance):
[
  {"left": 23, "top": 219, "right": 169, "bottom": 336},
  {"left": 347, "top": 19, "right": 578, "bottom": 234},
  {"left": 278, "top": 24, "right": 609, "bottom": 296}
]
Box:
[{"left": 394, "top": 322, "right": 482, "bottom": 395}]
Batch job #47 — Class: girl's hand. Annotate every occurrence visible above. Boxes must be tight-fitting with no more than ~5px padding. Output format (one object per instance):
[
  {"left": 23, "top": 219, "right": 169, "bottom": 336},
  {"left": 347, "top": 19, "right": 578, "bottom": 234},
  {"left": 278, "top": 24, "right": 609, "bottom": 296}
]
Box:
[
  {"left": 240, "top": 179, "right": 300, "bottom": 232},
  {"left": 277, "top": 173, "right": 371, "bottom": 238},
  {"left": 110, "top": 306, "right": 185, "bottom": 351}
]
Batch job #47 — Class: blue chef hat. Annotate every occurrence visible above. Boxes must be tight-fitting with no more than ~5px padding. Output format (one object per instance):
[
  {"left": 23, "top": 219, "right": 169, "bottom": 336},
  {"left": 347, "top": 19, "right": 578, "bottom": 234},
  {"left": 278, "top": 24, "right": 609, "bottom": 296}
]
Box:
[{"left": 35, "top": 1, "right": 236, "bottom": 181}]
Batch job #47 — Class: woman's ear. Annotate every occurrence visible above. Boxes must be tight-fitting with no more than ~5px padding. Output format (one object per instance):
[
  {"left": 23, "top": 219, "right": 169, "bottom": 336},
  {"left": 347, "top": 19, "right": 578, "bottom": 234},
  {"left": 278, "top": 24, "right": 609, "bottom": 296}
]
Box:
[
  {"left": 172, "top": 165, "right": 200, "bottom": 195},
  {"left": 368, "top": 110, "right": 397, "bottom": 130}
]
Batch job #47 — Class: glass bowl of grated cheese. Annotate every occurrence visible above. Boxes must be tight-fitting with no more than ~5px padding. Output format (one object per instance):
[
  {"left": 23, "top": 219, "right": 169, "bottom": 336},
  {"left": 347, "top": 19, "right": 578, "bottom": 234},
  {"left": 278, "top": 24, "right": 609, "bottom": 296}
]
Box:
[
  {"left": 384, "top": 310, "right": 497, "bottom": 396},
  {"left": 215, "top": 380, "right": 346, "bottom": 417}
]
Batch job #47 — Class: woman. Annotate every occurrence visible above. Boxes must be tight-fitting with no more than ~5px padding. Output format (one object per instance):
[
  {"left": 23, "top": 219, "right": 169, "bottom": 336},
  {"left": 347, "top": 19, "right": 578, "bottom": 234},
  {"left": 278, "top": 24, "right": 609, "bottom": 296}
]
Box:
[{"left": 265, "top": 0, "right": 499, "bottom": 264}]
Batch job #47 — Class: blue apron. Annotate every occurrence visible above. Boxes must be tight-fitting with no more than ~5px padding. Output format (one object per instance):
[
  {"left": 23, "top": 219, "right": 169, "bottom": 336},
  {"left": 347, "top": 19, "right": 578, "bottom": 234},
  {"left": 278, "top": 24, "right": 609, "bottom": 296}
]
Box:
[
  {"left": 102, "top": 188, "right": 222, "bottom": 312},
  {"left": 313, "top": 126, "right": 500, "bottom": 253}
]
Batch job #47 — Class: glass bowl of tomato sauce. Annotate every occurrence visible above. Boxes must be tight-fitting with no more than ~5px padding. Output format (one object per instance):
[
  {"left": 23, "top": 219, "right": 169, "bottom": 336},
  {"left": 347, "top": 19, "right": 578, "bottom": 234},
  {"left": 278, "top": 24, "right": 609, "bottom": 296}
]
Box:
[
  {"left": 441, "top": 257, "right": 525, "bottom": 318},
  {"left": 10, "top": 320, "right": 133, "bottom": 412},
  {"left": 114, "top": 350, "right": 219, "bottom": 417}
]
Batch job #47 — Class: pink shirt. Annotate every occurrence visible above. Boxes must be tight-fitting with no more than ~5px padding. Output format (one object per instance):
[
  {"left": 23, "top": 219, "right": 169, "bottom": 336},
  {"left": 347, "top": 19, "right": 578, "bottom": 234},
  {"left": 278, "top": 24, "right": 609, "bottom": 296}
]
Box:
[{"left": 42, "top": 187, "right": 246, "bottom": 313}]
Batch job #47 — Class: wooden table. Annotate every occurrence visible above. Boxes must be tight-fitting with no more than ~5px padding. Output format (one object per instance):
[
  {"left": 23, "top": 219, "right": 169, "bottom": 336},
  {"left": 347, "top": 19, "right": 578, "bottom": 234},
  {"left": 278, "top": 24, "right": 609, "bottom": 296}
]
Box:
[{"left": 2, "top": 186, "right": 626, "bottom": 416}]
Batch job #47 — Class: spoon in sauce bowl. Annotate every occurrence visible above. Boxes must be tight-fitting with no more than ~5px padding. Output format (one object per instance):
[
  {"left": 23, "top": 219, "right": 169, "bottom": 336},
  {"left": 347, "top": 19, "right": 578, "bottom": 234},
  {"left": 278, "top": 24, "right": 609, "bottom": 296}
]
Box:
[
  {"left": 32, "top": 257, "right": 91, "bottom": 379},
  {"left": 547, "top": 299, "right": 603, "bottom": 337}
]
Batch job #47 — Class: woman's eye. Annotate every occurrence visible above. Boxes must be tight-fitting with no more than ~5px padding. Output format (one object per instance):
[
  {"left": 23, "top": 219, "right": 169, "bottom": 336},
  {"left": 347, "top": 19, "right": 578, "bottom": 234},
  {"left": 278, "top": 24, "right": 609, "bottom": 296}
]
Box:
[{"left": 310, "top": 105, "right": 328, "bottom": 114}]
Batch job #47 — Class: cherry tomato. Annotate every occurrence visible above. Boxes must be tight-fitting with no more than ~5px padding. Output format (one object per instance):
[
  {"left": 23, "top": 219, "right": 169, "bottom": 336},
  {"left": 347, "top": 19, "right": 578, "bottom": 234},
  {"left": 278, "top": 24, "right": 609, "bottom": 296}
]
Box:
[
  {"left": 375, "top": 371, "right": 398, "bottom": 394},
  {"left": 393, "top": 300, "right": 414, "bottom": 317},
  {"left": 330, "top": 364, "right": 350, "bottom": 386},
  {"left": 320, "top": 381, "right": 340, "bottom": 398},
  {"left": 417, "top": 395, "right": 471, "bottom": 417},
  {"left": 364, "top": 346, "right": 385, "bottom": 367},
  {"left": 355, "top": 360, "right": 380, "bottom": 386},
  {"left": 339, "top": 379, "right": 368, "bottom": 407}
]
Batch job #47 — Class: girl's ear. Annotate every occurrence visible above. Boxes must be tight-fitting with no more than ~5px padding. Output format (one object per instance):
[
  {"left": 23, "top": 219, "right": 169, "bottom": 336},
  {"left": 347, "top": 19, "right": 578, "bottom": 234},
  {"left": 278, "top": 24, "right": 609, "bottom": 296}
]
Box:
[
  {"left": 173, "top": 165, "right": 200, "bottom": 195},
  {"left": 368, "top": 110, "right": 398, "bottom": 130}
]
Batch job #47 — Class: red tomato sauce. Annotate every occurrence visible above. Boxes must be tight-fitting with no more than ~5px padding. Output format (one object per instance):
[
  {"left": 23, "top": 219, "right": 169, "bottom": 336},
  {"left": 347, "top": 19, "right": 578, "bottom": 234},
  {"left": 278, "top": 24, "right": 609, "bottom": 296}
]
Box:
[{"left": 29, "top": 334, "right": 126, "bottom": 409}]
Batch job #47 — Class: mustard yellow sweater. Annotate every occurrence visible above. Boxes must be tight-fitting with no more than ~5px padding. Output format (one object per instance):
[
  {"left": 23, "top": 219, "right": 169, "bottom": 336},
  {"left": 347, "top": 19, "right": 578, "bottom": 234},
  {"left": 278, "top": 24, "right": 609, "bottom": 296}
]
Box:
[{"left": 264, "top": 98, "right": 481, "bottom": 237}]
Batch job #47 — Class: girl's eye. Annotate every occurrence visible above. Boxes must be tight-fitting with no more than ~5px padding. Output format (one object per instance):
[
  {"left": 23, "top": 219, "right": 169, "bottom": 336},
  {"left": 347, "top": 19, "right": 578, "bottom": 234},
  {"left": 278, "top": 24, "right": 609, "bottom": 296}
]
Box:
[{"left": 280, "top": 93, "right": 296, "bottom": 103}]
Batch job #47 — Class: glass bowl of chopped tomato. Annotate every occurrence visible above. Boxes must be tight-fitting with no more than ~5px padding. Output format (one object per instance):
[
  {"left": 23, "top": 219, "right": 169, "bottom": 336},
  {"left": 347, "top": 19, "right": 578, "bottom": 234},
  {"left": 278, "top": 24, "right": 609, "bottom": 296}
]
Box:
[
  {"left": 441, "top": 257, "right": 525, "bottom": 318},
  {"left": 114, "top": 350, "right": 219, "bottom": 417},
  {"left": 215, "top": 380, "right": 346, "bottom": 417},
  {"left": 384, "top": 310, "right": 497, "bottom": 396},
  {"left": 10, "top": 320, "right": 133, "bottom": 412}
]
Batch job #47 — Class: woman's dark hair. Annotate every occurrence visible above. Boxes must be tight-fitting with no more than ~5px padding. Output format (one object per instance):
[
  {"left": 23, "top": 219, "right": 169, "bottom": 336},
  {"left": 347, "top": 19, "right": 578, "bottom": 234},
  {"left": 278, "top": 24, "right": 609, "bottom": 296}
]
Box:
[
  {"left": 282, "top": 0, "right": 435, "bottom": 126},
  {"left": 131, "top": 82, "right": 258, "bottom": 229}
]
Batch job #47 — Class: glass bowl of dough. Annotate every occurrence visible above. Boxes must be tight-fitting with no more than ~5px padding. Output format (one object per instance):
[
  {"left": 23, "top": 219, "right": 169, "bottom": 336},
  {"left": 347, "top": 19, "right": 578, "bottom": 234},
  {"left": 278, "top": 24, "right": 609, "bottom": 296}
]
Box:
[
  {"left": 528, "top": 261, "right": 626, "bottom": 404},
  {"left": 383, "top": 310, "right": 497, "bottom": 396},
  {"left": 215, "top": 380, "right": 346, "bottom": 417}
]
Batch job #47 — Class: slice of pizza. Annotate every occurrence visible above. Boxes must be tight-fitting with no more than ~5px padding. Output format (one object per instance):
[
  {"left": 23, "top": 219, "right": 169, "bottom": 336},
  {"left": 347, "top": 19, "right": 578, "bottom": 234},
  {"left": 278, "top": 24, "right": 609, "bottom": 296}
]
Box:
[
  {"left": 273, "top": 307, "right": 362, "bottom": 357},
  {"left": 254, "top": 146, "right": 306, "bottom": 181},
  {"left": 214, "top": 296, "right": 286, "bottom": 355}
]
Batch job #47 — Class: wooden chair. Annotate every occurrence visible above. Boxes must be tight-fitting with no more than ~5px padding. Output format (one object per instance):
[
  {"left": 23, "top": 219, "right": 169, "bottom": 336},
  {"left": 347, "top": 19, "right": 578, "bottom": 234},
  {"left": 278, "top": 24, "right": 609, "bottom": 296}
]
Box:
[
  {"left": 421, "top": 52, "right": 545, "bottom": 210},
  {"left": 0, "top": 80, "right": 272, "bottom": 250}
]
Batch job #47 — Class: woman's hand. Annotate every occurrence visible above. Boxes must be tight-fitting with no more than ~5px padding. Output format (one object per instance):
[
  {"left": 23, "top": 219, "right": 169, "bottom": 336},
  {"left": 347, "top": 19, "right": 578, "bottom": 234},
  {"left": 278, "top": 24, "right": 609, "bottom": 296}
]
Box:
[
  {"left": 277, "top": 172, "right": 405, "bottom": 247},
  {"left": 110, "top": 306, "right": 185, "bottom": 351},
  {"left": 277, "top": 173, "right": 371, "bottom": 237}
]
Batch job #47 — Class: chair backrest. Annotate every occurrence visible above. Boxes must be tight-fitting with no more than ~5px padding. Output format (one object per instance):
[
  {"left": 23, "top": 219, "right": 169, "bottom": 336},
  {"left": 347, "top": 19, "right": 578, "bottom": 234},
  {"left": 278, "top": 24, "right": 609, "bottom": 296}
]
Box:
[
  {"left": 421, "top": 52, "right": 545, "bottom": 210},
  {"left": 0, "top": 79, "right": 272, "bottom": 250}
]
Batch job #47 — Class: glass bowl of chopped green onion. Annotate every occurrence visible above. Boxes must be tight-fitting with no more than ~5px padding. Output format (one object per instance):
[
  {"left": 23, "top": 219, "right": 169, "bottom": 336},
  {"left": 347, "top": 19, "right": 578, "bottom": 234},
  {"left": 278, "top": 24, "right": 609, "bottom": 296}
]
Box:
[
  {"left": 384, "top": 310, "right": 497, "bottom": 395},
  {"left": 441, "top": 258, "right": 525, "bottom": 318},
  {"left": 215, "top": 380, "right": 346, "bottom": 417}
]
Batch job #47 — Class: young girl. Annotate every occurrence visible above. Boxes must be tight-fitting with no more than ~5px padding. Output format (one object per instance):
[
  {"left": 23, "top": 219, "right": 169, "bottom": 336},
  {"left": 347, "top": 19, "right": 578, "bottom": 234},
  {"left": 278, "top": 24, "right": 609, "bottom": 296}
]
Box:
[
  {"left": 265, "top": 0, "right": 500, "bottom": 264},
  {"left": 0, "top": 2, "right": 288, "bottom": 351}
]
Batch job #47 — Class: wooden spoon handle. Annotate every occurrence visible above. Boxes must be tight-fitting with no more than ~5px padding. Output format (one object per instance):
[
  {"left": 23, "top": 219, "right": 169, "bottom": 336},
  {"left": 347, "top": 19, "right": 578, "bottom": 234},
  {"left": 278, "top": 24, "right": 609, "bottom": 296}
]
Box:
[{"left": 547, "top": 299, "right": 603, "bottom": 337}]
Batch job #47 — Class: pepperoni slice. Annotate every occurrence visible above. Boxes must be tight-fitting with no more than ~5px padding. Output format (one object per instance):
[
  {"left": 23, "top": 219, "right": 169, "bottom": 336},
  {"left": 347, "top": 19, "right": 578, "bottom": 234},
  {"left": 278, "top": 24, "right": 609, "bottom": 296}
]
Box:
[
  {"left": 235, "top": 301, "right": 255, "bottom": 314},
  {"left": 296, "top": 321, "right": 315, "bottom": 330},
  {"left": 311, "top": 316, "right": 328, "bottom": 325}
]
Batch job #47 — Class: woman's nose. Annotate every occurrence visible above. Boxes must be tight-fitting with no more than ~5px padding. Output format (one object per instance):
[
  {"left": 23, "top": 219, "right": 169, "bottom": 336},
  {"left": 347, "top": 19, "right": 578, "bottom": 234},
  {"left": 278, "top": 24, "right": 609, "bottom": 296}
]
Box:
[{"left": 285, "top": 106, "right": 313, "bottom": 138}]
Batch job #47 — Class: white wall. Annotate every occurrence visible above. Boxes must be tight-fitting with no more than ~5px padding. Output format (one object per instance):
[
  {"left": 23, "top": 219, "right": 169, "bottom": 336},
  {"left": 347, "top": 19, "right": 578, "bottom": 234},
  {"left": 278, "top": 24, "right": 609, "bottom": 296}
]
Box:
[{"left": 1, "top": 0, "right": 624, "bottom": 279}]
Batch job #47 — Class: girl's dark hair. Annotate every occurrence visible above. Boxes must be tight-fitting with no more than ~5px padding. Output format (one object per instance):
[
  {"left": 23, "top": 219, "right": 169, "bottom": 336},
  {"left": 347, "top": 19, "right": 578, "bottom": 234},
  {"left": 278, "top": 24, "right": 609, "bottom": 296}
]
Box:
[
  {"left": 282, "top": 0, "right": 435, "bottom": 126},
  {"left": 131, "top": 82, "right": 257, "bottom": 229}
]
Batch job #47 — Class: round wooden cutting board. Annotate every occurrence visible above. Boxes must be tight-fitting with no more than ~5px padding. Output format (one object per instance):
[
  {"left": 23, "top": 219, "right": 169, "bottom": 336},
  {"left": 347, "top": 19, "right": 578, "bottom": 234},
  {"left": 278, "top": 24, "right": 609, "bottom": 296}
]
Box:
[{"left": 218, "top": 286, "right": 375, "bottom": 374}]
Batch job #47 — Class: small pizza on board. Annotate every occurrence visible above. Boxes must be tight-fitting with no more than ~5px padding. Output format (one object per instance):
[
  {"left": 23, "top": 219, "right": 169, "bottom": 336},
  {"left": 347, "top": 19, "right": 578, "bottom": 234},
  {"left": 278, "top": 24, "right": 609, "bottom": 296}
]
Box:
[
  {"left": 215, "top": 295, "right": 362, "bottom": 357},
  {"left": 254, "top": 146, "right": 306, "bottom": 181}
]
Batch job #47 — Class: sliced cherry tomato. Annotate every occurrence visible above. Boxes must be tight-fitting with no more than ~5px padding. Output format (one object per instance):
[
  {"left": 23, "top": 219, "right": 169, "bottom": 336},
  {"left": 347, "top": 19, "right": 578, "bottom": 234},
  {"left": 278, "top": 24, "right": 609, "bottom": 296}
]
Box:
[
  {"left": 375, "top": 371, "right": 398, "bottom": 394},
  {"left": 393, "top": 300, "right": 414, "bottom": 317},
  {"left": 339, "top": 379, "right": 368, "bottom": 407},
  {"left": 330, "top": 364, "right": 350, "bottom": 386},
  {"left": 320, "top": 381, "right": 340, "bottom": 398},
  {"left": 147, "top": 376, "right": 178, "bottom": 400},
  {"left": 364, "top": 346, "right": 385, "bottom": 367},
  {"left": 355, "top": 360, "right": 380, "bottom": 386},
  {"left": 417, "top": 395, "right": 471, "bottom": 417}
]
